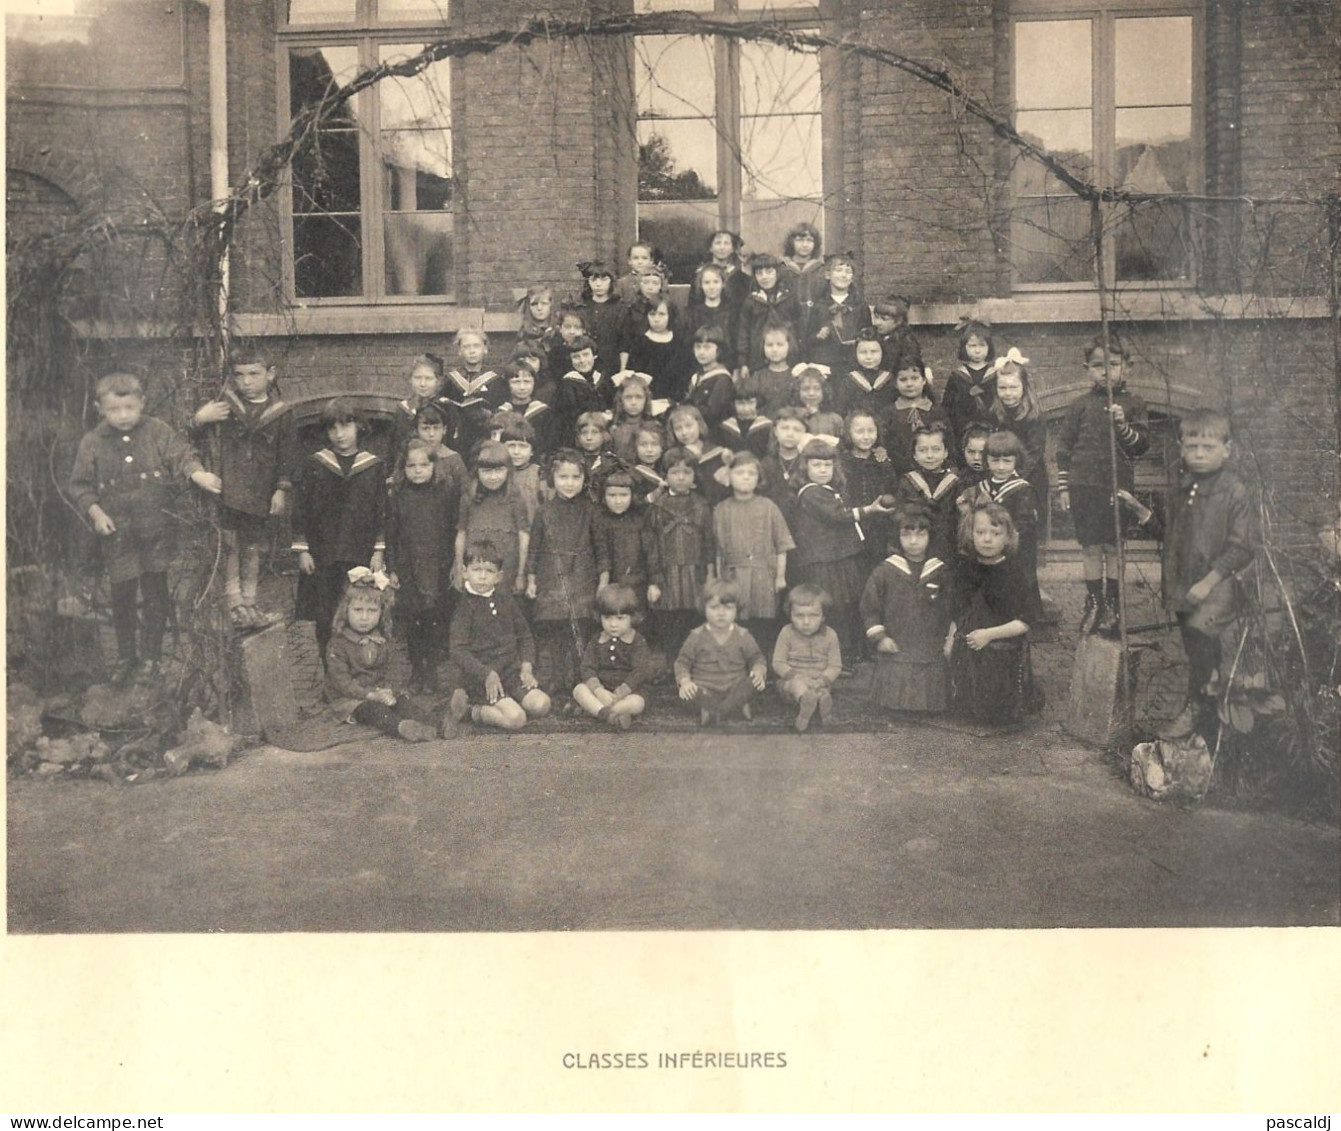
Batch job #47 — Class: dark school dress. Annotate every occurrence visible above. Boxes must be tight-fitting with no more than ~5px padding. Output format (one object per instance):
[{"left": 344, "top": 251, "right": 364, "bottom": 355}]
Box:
[
  {"left": 595, "top": 506, "right": 656, "bottom": 596},
  {"left": 881, "top": 398, "right": 951, "bottom": 476},
  {"left": 948, "top": 555, "right": 1043, "bottom": 725},
  {"left": 842, "top": 451, "right": 898, "bottom": 564},
  {"left": 458, "top": 483, "right": 530, "bottom": 595},
  {"left": 830, "top": 367, "right": 898, "bottom": 422},
  {"left": 717, "top": 414, "right": 774, "bottom": 459},
  {"left": 781, "top": 256, "right": 826, "bottom": 352},
  {"left": 735, "top": 282, "right": 796, "bottom": 373},
  {"left": 896, "top": 467, "right": 964, "bottom": 563},
  {"left": 526, "top": 493, "right": 600, "bottom": 624},
  {"left": 807, "top": 289, "right": 871, "bottom": 373},
  {"left": 627, "top": 331, "right": 693, "bottom": 405},
  {"left": 443, "top": 367, "right": 506, "bottom": 457},
  {"left": 790, "top": 482, "right": 869, "bottom": 607},
  {"left": 861, "top": 553, "right": 951, "bottom": 712},
  {"left": 647, "top": 490, "right": 715, "bottom": 613},
  {"left": 751, "top": 365, "right": 798, "bottom": 415},
  {"left": 291, "top": 448, "right": 386, "bottom": 626},
  {"left": 385, "top": 475, "right": 457, "bottom": 619},
  {"left": 941, "top": 364, "right": 997, "bottom": 446},
  {"left": 684, "top": 364, "right": 735, "bottom": 432},
  {"left": 582, "top": 296, "right": 626, "bottom": 377}
]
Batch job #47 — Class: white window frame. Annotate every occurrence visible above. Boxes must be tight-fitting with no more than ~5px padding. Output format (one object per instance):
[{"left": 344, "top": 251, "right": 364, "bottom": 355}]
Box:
[
  {"left": 276, "top": 0, "right": 459, "bottom": 305},
  {"left": 1009, "top": 0, "right": 1204, "bottom": 292},
  {"left": 632, "top": 0, "right": 842, "bottom": 272}
]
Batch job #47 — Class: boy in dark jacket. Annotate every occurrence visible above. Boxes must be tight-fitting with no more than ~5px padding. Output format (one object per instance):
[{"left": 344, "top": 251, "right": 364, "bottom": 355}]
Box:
[
  {"left": 1141, "top": 409, "right": 1256, "bottom": 740},
  {"left": 444, "top": 539, "right": 552, "bottom": 731},
  {"left": 192, "top": 342, "right": 298, "bottom": 629},
  {"left": 1056, "top": 333, "right": 1150, "bottom": 634},
  {"left": 71, "top": 372, "right": 221, "bottom": 683}
]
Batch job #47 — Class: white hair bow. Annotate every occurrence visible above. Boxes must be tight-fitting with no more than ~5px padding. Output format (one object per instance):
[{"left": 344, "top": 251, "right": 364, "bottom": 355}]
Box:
[
  {"left": 791, "top": 363, "right": 832, "bottom": 379},
  {"left": 347, "top": 566, "right": 393, "bottom": 590},
  {"left": 991, "top": 347, "right": 1030, "bottom": 375}
]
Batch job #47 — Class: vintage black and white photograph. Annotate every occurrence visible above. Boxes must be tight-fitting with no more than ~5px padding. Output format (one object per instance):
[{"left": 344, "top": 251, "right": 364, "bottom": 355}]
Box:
[{"left": 6, "top": 0, "right": 1339, "bottom": 941}]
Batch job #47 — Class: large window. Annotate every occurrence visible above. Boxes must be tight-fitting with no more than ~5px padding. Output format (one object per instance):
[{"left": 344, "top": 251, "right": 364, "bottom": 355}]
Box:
[
  {"left": 280, "top": 0, "right": 456, "bottom": 302},
  {"left": 1011, "top": 1, "right": 1200, "bottom": 288},
  {"left": 634, "top": 0, "right": 827, "bottom": 283}
]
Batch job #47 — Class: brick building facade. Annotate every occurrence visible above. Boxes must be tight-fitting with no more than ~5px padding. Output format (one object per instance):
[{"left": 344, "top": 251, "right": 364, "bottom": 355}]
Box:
[{"left": 7, "top": 0, "right": 1339, "bottom": 547}]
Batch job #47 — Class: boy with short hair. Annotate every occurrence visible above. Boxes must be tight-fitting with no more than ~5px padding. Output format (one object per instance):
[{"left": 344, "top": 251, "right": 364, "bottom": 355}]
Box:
[
  {"left": 1056, "top": 332, "right": 1150, "bottom": 634},
  {"left": 1148, "top": 409, "right": 1256, "bottom": 739},
  {"left": 193, "top": 342, "right": 298, "bottom": 629},
  {"left": 444, "top": 539, "right": 552, "bottom": 732},
  {"left": 71, "top": 372, "right": 221, "bottom": 683}
]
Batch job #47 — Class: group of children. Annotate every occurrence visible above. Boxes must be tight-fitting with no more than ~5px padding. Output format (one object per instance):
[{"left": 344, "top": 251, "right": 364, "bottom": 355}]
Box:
[{"left": 70, "top": 223, "right": 1256, "bottom": 744}]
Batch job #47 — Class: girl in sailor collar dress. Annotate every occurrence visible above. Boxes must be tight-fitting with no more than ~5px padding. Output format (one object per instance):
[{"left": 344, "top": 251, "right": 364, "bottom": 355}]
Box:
[
  {"left": 791, "top": 441, "right": 889, "bottom": 667},
  {"left": 860, "top": 503, "right": 951, "bottom": 713},
  {"left": 941, "top": 320, "right": 998, "bottom": 447},
  {"left": 552, "top": 333, "right": 612, "bottom": 445},
  {"left": 880, "top": 348, "right": 951, "bottom": 475},
  {"left": 831, "top": 328, "right": 899, "bottom": 421},
  {"left": 292, "top": 398, "right": 387, "bottom": 665},
  {"left": 895, "top": 424, "right": 964, "bottom": 563},
  {"left": 444, "top": 330, "right": 506, "bottom": 459},
  {"left": 390, "top": 353, "right": 451, "bottom": 464}
]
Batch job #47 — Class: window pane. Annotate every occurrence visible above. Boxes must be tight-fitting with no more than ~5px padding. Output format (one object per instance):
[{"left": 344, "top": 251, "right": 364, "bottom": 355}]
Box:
[
  {"left": 294, "top": 214, "right": 362, "bottom": 297},
  {"left": 377, "top": 0, "right": 450, "bottom": 21},
  {"left": 741, "top": 197, "right": 822, "bottom": 262},
  {"left": 740, "top": 112, "right": 821, "bottom": 199},
  {"left": 292, "top": 129, "right": 361, "bottom": 213},
  {"left": 378, "top": 47, "right": 450, "bottom": 127},
  {"left": 638, "top": 120, "right": 718, "bottom": 199},
  {"left": 638, "top": 200, "right": 718, "bottom": 284},
  {"left": 289, "top": 45, "right": 361, "bottom": 119},
  {"left": 1115, "top": 201, "right": 1192, "bottom": 282},
  {"left": 1014, "top": 108, "right": 1092, "bottom": 191},
  {"left": 382, "top": 130, "right": 452, "bottom": 208},
  {"left": 1115, "top": 107, "right": 1191, "bottom": 193},
  {"left": 739, "top": 38, "right": 821, "bottom": 119},
  {"left": 1015, "top": 20, "right": 1090, "bottom": 109},
  {"left": 1011, "top": 197, "right": 1093, "bottom": 285},
  {"left": 286, "top": 0, "right": 357, "bottom": 25},
  {"left": 384, "top": 212, "right": 453, "bottom": 295},
  {"left": 1116, "top": 17, "right": 1192, "bottom": 107},
  {"left": 636, "top": 35, "right": 715, "bottom": 119},
  {"left": 636, "top": 0, "right": 715, "bottom": 11}
]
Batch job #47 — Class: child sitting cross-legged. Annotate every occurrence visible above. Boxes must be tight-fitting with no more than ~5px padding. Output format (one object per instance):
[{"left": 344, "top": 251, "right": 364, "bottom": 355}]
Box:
[
  {"left": 324, "top": 568, "right": 440, "bottom": 742},
  {"left": 674, "top": 577, "right": 768, "bottom": 726},
  {"left": 772, "top": 584, "right": 842, "bottom": 732},
  {"left": 444, "top": 539, "right": 552, "bottom": 732},
  {"left": 573, "top": 584, "right": 662, "bottom": 730}
]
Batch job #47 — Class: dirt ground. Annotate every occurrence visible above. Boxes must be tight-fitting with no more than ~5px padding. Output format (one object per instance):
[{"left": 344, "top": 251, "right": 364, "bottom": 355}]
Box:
[
  {"left": 9, "top": 570, "right": 1338, "bottom": 933},
  {"left": 10, "top": 720, "right": 1339, "bottom": 933}
]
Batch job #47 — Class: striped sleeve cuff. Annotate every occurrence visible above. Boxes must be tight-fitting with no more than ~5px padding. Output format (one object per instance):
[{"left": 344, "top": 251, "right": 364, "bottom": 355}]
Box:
[
  {"left": 291, "top": 540, "right": 309, "bottom": 553},
  {"left": 866, "top": 624, "right": 886, "bottom": 639}
]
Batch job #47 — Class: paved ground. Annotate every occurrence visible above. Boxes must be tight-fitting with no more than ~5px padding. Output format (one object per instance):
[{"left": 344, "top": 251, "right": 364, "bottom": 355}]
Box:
[{"left": 9, "top": 718, "right": 1339, "bottom": 933}]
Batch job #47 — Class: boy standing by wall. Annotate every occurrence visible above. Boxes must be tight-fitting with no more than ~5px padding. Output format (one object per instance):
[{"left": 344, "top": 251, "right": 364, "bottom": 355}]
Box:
[
  {"left": 70, "top": 372, "right": 221, "bottom": 683},
  {"left": 193, "top": 342, "right": 297, "bottom": 629}
]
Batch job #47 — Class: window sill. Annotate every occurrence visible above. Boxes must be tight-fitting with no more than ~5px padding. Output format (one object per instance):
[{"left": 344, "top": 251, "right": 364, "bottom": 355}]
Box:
[
  {"left": 232, "top": 306, "right": 521, "bottom": 337},
  {"left": 911, "top": 292, "right": 1331, "bottom": 325}
]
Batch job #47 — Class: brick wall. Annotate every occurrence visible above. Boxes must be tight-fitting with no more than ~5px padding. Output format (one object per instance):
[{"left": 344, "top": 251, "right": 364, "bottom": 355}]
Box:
[{"left": 8, "top": 0, "right": 1338, "bottom": 552}]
